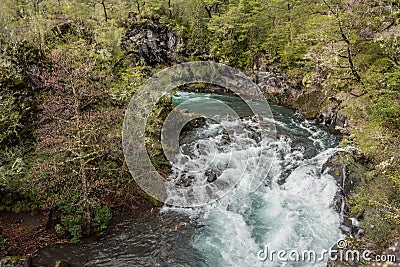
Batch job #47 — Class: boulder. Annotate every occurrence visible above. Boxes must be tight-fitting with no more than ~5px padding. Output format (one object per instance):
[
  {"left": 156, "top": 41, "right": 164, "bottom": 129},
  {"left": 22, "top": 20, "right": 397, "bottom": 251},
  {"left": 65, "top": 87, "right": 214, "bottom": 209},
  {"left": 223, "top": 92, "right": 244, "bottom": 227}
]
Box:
[{"left": 205, "top": 170, "right": 218, "bottom": 183}]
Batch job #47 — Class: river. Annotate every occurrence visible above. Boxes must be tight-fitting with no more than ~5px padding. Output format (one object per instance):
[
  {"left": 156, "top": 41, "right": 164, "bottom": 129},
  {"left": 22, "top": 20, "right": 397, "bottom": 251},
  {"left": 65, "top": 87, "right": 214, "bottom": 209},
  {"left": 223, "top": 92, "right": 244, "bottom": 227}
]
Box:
[{"left": 34, "top": 91, "right": 344, "bottom": 267}]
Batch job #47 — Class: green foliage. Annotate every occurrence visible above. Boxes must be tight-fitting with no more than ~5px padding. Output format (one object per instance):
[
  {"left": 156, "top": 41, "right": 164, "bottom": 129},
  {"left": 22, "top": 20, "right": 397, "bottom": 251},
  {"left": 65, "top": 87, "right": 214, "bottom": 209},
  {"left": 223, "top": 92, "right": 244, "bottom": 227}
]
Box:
[
  {"left": 58, "top": 204, "right": 111, "bottom": 243},
  {"left": 54, "top": 224, "right": 63, "bottom": 234},
  {"left": 110, "top": 66, "right": 152, "bottom": 104},
  {"left": 145, "top": 95, "right": 174, "bottom": 177},
  {"left": 350, "top": 170, "right": 400, "bottom": 249},
  {"left": 0, "top": 93, "right": 23, "bottom": 145},
  {"left": 207, "top": 0, "right": 269, "bottom": 67},
  {"left": 0, "top": 44, "right": 41, "bottom": 211},
  {"left": 0, "top": 146, "right": 36, "bottom": 212},
  {"left": 0, "top": 236, "right": 7, "bottom": 251},
  {"left": 93, "top": 205, "right": 112, "bottom": 231},
  {"left": 61, "top": 213, "right": 83, "bottom": 244}
]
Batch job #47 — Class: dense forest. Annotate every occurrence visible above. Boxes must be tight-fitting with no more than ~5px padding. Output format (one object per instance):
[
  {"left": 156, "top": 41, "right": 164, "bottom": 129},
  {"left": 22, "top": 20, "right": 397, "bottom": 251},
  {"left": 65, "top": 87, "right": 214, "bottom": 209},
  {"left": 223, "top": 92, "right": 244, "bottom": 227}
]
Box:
[{"left": 0, "top": 0, "right": 399, "bottom": 261}]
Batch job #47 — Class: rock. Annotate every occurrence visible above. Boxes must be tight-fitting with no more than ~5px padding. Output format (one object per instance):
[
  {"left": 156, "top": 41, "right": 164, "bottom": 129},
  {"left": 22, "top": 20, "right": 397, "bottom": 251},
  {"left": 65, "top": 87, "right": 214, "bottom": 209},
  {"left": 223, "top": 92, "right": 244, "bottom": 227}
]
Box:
[
  {"left": 253, "top": 52, "right": 303, "bottom": 106},
  {"left": 205, "top": 170, "right": 218, "bottom": 183},
  {"left": 179, "top": 84, "right": 231, "bottom": 94},
  {"left": 340, "top": 219, "right": 352, "bottom": 235},
  {"left": 340, "top": 216, "right": 361, "bottom": 237},
  {"left": 0, "top": 256, "right": 31, "bottom": 267},
  {"left": 253, "top": 52, "right": 354, "bottom": 131},
  {"left": 292, "top": 112, "right": 305, "bottom": 123},
  {"left": 220, "top": 133, "right": 230, "bottom": 145},
  {"left": 52, "top": 14, "right": 72, "bottom": 35},
  {"left": 175, "top": 174, "right": 194, "bottom": 187},
  {"left": 323, "top": 150, "right": 368, "bottom": 241},
  {"left": 322, "top": 151, "right": 366, "bottom": 197},
  {"left": 179, "top": 117, "right": 207, "bottom": 146},
  {"left": 121, "top": 20, "right": 183, "bottom": 66},
  {"left": 52, "top": 260, "right": 75, "bottom": 267},
  {"left": 332, "top": 192, "right": 344, "bottom": 213},
  {"left": 317, "top": 99, "right": 348, "bottom": 132},
  {"left": 254, "top": 68, "right": 301, "bottom": 107}
]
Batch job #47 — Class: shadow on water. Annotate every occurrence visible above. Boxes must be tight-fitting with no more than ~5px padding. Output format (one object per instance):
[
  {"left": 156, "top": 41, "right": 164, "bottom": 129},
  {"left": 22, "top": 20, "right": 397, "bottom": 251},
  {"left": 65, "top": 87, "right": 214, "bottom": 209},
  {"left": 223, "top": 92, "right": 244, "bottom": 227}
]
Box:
[{"left": 33, "top": 210, "right": 202, "bottom": 267}]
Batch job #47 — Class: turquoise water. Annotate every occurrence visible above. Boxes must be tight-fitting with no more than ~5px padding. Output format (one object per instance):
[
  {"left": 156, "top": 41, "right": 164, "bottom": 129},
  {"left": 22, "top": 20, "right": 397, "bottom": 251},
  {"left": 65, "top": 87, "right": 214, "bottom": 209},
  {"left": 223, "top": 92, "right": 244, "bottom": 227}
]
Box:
[
  {"left": 165, "top": 92, "right": 343, "bottom": 266},
  {"left": 34, "top": 91, "right": 343, "bottom": 267}
]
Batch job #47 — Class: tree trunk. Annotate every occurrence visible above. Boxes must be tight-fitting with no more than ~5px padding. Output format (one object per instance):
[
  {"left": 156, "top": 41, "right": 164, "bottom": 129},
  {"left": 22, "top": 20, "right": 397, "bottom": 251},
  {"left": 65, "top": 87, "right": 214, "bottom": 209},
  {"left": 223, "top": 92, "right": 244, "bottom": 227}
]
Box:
[
  {"left": 205, "top": 6, "right": 212, "bottom": 18},
  {"left": 101, "top": 1, "right": 108, "bottom": 22},
  {"left": 135, "top": 0, "right": 142, "bottom": 17},
  {"left": 72, "top": 85, "right": 91, "bottom": 235},
  {"left": 323, "top": 0, "right": 361, "bottom": 83},
  {"left": 168, "top": 0, "right": 172, "bottom": 18}
]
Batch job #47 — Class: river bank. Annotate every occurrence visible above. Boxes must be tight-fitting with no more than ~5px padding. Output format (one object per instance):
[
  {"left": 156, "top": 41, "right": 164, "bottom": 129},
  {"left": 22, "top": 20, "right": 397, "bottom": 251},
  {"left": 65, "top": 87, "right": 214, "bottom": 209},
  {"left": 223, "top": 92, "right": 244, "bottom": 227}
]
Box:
[{"left": 0, "top": 203, "right": 155, "bottom": 266}]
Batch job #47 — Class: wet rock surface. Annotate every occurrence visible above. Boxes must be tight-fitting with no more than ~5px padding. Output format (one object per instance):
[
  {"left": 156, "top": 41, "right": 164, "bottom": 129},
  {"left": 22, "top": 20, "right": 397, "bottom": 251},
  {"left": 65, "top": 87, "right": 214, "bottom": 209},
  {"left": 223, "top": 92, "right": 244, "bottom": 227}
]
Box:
[
  {"left": 178, "top": 84, "right": 232, "bottom": 94},
  {"left": 322, "top": 150, "right": 367, "bottom": 199},
  {"left": 322, "top": 150, "right": 367, "bottom": 241},
  {"left": 205, "top": 170, "right": 218, "bottom": 183},
  {"left": 316, "top": 95, "right": 350, "bottom": 133}
]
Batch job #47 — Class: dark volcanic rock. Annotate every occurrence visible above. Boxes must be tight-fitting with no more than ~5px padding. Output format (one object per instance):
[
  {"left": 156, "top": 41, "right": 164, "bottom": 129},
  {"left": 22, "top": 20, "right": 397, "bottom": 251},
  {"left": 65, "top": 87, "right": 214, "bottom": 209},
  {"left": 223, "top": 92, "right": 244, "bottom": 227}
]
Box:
[
  {"left": 254, "top": 66, "right": 302, "bottom": 107},
  {"left": 322, "top": 151, "right": 366, "bottom": 198},
  {"left": 179, "top": 84, "right": 232, "bottom": 94},
  {"left": 253, "top": 52, "right": 352, "bottom": 131},
  {"left": 316, "top": 96, "right": 349, "bottom": 132},
  {"left": 322, "top": 150, "right": 367, "bottom": 240},
  {"left": 121, "top": 20, "right": 183, "bottom": 66},
  {"left": 205, "top": 170, "right": 218, "bottom": 183}
]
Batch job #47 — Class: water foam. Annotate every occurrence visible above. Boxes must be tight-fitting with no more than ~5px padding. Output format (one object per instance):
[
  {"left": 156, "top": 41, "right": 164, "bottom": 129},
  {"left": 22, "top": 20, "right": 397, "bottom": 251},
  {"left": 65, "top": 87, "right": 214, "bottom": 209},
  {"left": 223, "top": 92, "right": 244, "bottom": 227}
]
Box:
[{"left": 163, "top": 95, "right": 343, "bottom": 266}]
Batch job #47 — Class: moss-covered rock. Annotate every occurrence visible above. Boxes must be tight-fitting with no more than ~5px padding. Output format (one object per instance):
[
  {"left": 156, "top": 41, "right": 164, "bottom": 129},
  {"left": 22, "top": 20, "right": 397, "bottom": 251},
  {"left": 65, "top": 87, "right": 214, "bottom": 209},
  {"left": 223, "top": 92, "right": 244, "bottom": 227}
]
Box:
[
  {"left": 0, "top": 256, "right": 31, "bottom": 267},
  {"left": 323, "top": 150, "right": 367, "bottom": 200}
]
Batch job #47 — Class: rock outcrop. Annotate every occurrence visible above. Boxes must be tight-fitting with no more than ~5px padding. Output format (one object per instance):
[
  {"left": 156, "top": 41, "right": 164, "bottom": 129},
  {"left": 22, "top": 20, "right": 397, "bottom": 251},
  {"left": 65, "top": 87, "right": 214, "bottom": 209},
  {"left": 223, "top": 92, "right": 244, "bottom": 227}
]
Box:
[
  {"left": 121, "top": 20, "right": 184, "bottom": 66},
  {"left": 253, "top": 52, "right": 352, "bottom": 132},
  {"left": 322, "top": 150, "right": 368, "bottom": 237},
  {"left": 322, "top": 150, "right": 367, "bottom": 198}
]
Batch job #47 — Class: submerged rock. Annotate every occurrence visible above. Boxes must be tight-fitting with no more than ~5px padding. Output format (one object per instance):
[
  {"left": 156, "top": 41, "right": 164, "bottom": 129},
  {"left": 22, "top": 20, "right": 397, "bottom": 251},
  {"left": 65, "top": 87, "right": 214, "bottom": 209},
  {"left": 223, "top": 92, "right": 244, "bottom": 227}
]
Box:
[{"left": 205, "top": 170, "right": 218, "bottom": 183}]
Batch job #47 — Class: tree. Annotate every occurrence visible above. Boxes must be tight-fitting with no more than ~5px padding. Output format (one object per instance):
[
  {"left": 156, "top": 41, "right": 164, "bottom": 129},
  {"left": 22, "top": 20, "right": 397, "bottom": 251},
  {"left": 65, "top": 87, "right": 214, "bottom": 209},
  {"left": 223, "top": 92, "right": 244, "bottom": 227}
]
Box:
[
  {"left": 201, "top": 0, "right": 227, "bottom": 18},
  {"left": 323, "top": 0, "right": 361, "bottom": 82},
  {"left": 31, "top": 45, "right": 119, "bottom": 241}
]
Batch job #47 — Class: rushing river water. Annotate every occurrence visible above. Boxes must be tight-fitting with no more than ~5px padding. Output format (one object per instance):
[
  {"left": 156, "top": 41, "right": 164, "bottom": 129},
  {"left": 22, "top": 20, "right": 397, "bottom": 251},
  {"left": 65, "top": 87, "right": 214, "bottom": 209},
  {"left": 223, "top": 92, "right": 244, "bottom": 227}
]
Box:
[{"left": 34, "top": 92, "right": 344, "bottom": 267}]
